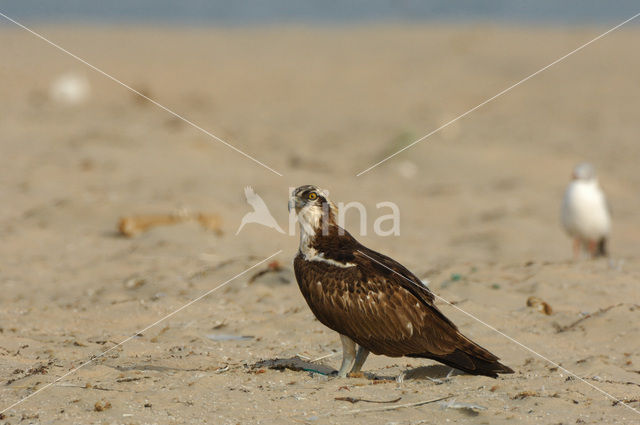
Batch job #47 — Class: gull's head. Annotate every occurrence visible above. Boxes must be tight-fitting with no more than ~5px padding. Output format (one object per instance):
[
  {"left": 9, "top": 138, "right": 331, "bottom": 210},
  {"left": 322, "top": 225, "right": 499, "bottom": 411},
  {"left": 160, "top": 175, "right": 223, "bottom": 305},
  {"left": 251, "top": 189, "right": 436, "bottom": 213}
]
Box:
[
  {"left": 289, "top": 185, "right": 337, "bottom": 234},
  {"left": 572, "top": 162, "right": 596, "bottom": 181}
]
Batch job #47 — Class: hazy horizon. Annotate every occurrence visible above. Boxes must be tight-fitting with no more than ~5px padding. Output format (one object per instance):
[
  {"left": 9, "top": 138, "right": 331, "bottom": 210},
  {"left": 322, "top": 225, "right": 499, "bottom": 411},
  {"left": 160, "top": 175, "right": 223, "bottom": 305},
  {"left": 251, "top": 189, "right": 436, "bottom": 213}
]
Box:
[{"left": 1, "top": 1, "right": 639, "bottom": 26}]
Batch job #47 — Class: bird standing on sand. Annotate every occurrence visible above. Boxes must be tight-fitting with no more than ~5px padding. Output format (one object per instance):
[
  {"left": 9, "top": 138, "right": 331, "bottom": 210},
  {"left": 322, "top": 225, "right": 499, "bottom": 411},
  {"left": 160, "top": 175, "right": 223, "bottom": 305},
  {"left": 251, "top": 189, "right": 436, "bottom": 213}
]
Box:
[
  {"left": 561, "top": 163, "right": 611, "bottom": 259},
  {"left": 289, "top": 185, "right": 514, "bottom": 378}
]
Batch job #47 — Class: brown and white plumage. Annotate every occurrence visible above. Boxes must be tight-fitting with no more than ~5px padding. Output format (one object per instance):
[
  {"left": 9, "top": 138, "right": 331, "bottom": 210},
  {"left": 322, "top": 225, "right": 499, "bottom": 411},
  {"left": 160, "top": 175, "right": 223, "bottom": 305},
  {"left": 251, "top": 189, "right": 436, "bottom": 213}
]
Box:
[{"left": 289, "top": 185, "right": 513, "bottom": 378}]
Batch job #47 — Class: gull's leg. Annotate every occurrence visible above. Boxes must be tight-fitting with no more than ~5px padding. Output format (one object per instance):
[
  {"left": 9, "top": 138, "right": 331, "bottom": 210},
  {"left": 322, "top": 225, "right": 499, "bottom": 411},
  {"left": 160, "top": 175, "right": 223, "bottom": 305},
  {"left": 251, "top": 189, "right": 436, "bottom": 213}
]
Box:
[
  {"left": 350, "top": 345, "right": 370, "bottom": 374},
  {"left": 572, "top": 238, "right": 580, "bottom": 260},
  {"left": 337, "top": 334, "right": 356, "bottom": 377}
]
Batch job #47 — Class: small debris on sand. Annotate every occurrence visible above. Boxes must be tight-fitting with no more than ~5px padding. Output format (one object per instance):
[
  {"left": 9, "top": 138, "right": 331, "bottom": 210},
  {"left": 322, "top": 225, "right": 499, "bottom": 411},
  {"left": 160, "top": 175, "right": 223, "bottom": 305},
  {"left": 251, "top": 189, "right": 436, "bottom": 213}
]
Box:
[
  {"left": 526, "top": 296, "right": 553, "bottom": 315},
  {"left": 439, "top": 399, "right": 487, "bottom": 415},
  {"left": 49, "top": 73, "right": 90, "bottom": 105},
  {"left": 512, "top": 391, "right": 539, "bottom": 399},
  {"left": 94, "top": 401, "right": 112, "bottom": 412},
  {"left": 248, "top": 260, "right": 293, "bottom": 285},
  {"left": 206, "top": 334, "right": 253, "bottom": 342}
]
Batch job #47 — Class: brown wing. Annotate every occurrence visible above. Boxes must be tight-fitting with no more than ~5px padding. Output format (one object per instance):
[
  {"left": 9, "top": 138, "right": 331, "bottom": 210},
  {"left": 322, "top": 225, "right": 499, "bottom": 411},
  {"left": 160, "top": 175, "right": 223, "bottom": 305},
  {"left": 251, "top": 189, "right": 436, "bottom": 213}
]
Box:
[{"left": 294, "top": 249, "right": 513, "bottom": 377}]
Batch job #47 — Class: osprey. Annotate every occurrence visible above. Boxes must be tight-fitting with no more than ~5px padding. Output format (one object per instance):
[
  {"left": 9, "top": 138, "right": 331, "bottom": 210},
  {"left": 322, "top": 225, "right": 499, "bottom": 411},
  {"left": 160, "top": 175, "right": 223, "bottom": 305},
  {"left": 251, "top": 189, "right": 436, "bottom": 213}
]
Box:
[
  {"left": 289, "top": 185, "right": 514, "bottom": 378},
  {"left": 561, "top": 163, "right": 610, "bottom": 259}
]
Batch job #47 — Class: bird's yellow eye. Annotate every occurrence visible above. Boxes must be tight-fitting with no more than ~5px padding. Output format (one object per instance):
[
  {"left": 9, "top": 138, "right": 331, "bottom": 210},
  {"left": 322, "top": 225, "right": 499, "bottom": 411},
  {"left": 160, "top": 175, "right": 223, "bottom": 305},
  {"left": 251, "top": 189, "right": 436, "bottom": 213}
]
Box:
[{"left": 308, "top": 192, "right": 318, "bottom": 200}]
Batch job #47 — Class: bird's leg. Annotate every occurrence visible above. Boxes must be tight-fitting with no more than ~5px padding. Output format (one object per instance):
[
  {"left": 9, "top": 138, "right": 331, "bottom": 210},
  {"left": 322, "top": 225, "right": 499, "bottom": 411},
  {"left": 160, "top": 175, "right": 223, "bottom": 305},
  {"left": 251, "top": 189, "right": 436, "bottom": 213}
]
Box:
[
  {"left": 572, "top": 238, "right": 581, "bottom": 260},
  {"left": 349, "top": 346, "right": 370, "bottom": 374},
  {"left": 337, "top": 334, "right": 356, "bottom": 377},
  {"left": 587, "top": 240, "right": 597, "bottom": 258}
]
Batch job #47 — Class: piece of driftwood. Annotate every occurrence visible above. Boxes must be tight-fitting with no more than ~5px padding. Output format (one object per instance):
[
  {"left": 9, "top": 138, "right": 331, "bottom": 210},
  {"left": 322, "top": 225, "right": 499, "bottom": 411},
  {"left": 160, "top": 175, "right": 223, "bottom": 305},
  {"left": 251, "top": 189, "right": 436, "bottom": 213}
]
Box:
[{"left": 117, "top": 211, "right": 222, "bottom": 237}]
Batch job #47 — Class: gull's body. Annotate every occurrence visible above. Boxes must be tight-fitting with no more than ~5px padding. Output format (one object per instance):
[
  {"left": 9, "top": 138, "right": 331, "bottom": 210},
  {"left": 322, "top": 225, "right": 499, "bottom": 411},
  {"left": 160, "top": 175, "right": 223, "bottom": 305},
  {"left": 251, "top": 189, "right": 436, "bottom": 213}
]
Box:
[
  {"left": 561, "top": 163, "right": 610, "bottom": 258},
  {"left": 289, "top": 185, "right": 513, "bottom": 378}
]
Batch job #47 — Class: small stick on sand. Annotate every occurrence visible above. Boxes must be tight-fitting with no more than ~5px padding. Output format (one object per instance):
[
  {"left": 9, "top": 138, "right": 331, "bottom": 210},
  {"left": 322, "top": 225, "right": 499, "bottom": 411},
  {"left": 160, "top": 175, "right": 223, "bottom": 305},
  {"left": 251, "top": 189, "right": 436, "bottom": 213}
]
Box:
[
  {"left": 557, "top": 303, "right": 625, "bottom": 332},
  {"left": 296, "top": 394, "right": 453, "bottom": 421},
  {"left": 311, "top": 352, "right": 339, "bottom": 362},
  {"left": 335, "top": 396, "right": 402, "bottom": 404},
  {"left": 338, "top": 395, "right": 452, "bottom": 415}
]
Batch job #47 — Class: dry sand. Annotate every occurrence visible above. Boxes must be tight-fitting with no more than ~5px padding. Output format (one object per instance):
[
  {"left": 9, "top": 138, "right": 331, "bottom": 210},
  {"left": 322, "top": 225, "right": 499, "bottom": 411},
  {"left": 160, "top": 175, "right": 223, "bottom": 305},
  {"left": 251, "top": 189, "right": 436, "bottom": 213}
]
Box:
[{"left": 1, "top": 24, "right": 639, "bottom": 424}]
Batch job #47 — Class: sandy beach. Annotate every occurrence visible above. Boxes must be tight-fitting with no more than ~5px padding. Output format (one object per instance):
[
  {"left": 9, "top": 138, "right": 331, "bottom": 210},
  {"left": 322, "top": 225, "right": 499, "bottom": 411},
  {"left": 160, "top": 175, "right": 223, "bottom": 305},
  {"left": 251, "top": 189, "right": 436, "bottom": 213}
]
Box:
[{"left": 1, "top": 24, "right": 639, "bottom": 424}]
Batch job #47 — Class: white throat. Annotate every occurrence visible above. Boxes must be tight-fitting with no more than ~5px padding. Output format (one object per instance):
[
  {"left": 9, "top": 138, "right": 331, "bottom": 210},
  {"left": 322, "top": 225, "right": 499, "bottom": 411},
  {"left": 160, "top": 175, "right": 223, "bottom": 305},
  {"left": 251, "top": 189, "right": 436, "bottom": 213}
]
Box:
[
  {"left": 295, "top": 204, "right": 355, "bottom": 268},
  {"left": 296, "top": 204, "right": 323, "bottom": 257}
]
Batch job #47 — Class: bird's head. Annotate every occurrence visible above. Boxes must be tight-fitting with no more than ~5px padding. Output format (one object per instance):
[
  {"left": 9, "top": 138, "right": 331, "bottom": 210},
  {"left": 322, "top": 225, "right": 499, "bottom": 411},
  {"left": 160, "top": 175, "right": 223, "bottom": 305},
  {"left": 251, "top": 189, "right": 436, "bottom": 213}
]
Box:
[
  {"left": 572, "top": 162, "right": 596, "bottom": 181},
  {"left": 289, "top": 185, "right": 338, "bottom": 235}
]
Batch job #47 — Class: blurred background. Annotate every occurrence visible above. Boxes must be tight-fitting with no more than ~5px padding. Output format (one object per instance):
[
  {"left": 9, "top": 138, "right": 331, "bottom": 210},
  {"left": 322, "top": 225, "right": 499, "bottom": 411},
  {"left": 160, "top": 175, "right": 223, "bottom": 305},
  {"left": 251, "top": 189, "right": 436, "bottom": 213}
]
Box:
[
  {"left": 1, "top": 3, "right": 639, "bottom": 422},
  {"left": 2, "top": 1, "right": 638, "bottom": 264}
]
